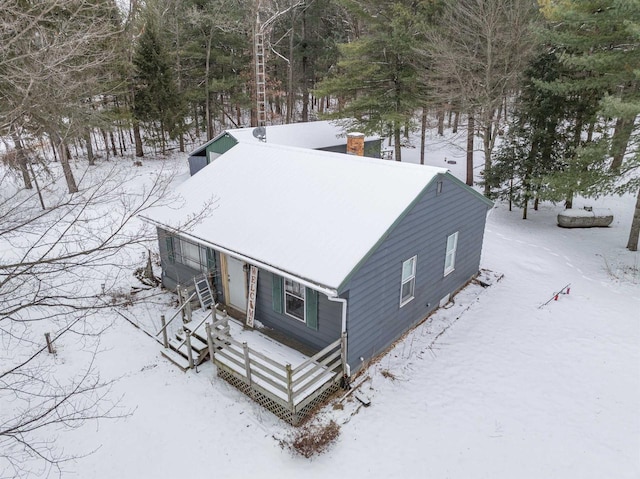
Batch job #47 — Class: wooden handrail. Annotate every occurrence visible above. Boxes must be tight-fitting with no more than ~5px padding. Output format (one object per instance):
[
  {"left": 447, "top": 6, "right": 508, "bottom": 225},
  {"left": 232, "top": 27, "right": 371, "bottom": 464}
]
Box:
[
  {"left": 155, "top": 291, "right": 197, "bottom": 336},
  {"left": 292, "top": 337, "right": 342, "bottom": 375},
  {"left": 184, "top": 305, "right": 218, "bottom": 337}
]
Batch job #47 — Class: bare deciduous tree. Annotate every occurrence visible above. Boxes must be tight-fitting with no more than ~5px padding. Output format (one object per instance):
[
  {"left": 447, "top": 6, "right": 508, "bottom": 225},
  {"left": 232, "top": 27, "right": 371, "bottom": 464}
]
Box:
[
  {"left": 0, "top": 0, "right": 123, "bottom": 193},
  {"left": 0, "top": 159, "right": 183, "bottom": 477},
  {"left": 424, "top": 0, "right": 538, "bottom": 191}
]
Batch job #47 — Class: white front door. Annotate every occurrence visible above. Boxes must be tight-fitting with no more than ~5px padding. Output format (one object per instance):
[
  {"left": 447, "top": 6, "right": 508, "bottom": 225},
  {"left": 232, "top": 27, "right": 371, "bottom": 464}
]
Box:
[{"left": 226, "top": 255, "right": 247, "bottom": 312}]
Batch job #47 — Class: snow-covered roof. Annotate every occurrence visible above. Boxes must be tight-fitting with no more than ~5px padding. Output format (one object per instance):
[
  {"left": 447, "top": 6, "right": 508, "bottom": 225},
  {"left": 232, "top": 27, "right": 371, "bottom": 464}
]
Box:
[
  {"left": 189, "top": 120, "right": 380, "bottom": 155},
  {"left": 143, "top": 142, "right": 447, "bottom": 294}
]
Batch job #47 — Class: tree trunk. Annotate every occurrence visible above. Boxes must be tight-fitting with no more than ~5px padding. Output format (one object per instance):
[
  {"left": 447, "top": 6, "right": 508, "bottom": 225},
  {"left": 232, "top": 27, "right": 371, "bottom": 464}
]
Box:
[
  {"left": 508, "top": 176, "right": 513, "bottom": 212},
  {"left": 420, "top": 107, "right": 427, "bottom": 165},
  {"left": 286, "top": 17, "right": 295, "bottom": 125},
  {"left": 437, "top": 107, "right": 444, "bottom": 136},
  {"left": 301, "top": 10, "right": 309, "bottom": 123},
  {"left": 565, "top": 195, "right": 573, "bottom": 209},
  {"left": 51, "top": 131, "right": 78, "bottom": 194},
  {"left": 85, "top": 130, "right": 95, "bottom": 166},
  {"left": 466, "top": 114, "right": 474, "bottom": 186},
  {"left": 100, "top": 129, "right": 110, "bottom": 160},
  {"left": 194, "top": 104, "right": 200, "bottom": 137},
  {"left": 453, "top": 110, "right": 459, "bottom": 134},
  {"left": 610, "top": 116, "right": 635, "bottom": 171},
  {"left": 133, "top": 120, "right": 144, "bottom": 157},
  {"left": 28, "top": 161, "right": 46, "bottom": 210},
  {"left": 205, "top": 28, "right": 214, "bottom": 139},
  {"left": 626, "top": 188, "right": 640, "bottom": 251},
  {"left": 219, "top": 93, "right": 225, "bottom": 127},
  {"left": 482, "top": 120, "right": 493, "bottom": 197},
  {"left": 160, "top": 120, "right": 166, "bottom": 155},
  {"left": 118, "top": 126, "right": 126, "bottom": 154},
  {"left": 109, "top": 131, "right": 118, "bottom": 157},
  {"left": 393, "top": 122, "right": 402, "bottom": 162},
  {"left": 49, "top": 136, "right": 58, "bottom": 162},
  {"left": 12, "top": 132, "right": 32, "bottom": 189}
]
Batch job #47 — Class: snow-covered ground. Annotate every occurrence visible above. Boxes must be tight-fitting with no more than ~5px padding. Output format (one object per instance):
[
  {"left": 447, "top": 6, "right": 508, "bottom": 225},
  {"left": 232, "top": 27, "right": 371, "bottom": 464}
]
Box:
[{"left": 3, "top": 130, "right": 639, "bottom": 479}]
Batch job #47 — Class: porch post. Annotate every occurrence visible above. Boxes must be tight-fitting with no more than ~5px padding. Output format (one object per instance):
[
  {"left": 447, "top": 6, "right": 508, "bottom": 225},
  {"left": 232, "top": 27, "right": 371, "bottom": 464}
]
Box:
[
  {"left": 286, "top": 363, "right": 294, "bottom": 411},
  {"left": 205, "top": 322, "right": 215, "bottom": 365},
  {"left": 185, "top": 329, "right": 194, "bottom": 369},
  {"left": 243, "top": 342, "right": 252, "bottom": 387}
]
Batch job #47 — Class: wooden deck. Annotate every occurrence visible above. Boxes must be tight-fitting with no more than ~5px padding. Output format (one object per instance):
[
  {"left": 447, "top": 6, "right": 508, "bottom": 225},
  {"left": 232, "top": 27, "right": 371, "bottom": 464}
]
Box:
[{"left": 159, "top": 307, "right": 345, "bottom": 425}]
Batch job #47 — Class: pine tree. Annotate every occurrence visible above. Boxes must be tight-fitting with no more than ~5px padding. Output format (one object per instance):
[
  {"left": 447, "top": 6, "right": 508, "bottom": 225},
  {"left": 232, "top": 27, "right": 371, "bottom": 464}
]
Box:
[
  {"left": 489, "top": 51, "right": 570, "bottom": 218},
  {"left": 540, "top": 0, "right": 640, "bottom": 249},
  {"left": 315, "top": 0, "right": 435, "bottom": 162},
  {"left": 132, "top": 13, "right": 186, "bottom": 153}
]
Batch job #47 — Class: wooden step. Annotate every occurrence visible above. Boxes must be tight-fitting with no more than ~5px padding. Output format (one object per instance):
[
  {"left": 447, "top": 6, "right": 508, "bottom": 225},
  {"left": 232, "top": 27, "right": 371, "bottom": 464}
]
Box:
[
  {"left": 182, "top": 319, "right": 227, "bottom": 345},
  {"left": 160, "top": 348, "right": 191, "bottom": 371},
  {"left": 171, "top": 334, "right": 208, "bottom": 355}
]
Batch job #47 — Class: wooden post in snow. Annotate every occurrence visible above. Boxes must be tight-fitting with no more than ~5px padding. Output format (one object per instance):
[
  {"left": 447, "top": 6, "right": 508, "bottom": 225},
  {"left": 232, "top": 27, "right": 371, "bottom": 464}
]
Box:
[
  {"left": 185, "top": 330, "right": 194, "bottom": 369},
  {"left": 205, "top": 322, "right": 215, "bottom": 365},
  {"left": 44, "top": 333, "right": 55, "bottom": 354},
  {"left": 160, "top": 315, "right": 168, "bottom": 348}
]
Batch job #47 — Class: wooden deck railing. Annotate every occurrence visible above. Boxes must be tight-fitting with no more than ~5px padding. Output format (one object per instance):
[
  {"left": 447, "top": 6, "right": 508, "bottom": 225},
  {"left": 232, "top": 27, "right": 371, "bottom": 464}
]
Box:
[{"left": 204, "top": 324, "right": 344, "bottom": 414}]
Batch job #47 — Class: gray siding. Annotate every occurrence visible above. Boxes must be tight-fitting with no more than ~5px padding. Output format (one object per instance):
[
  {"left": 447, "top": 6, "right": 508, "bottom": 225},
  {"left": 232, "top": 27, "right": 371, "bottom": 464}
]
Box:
[
  {"left": 157, "top": 228, "right": 224, "bottom": 302},
  {"left": 158, "top": 226, "right": 341, "bottom": 352},
  {"left": 255, "top": 271, "right": 343, "bottom": 353},
  {"left": 341, "top": 174, "right": 490, "bottom": 371},
  {"left": 188, "top": 156, "right": 208, "bottom": 176}
]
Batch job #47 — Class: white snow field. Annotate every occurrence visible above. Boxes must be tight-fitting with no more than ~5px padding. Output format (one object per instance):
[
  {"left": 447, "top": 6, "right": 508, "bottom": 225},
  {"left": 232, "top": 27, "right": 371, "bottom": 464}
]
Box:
[{"left": 3, "top": 130, "right": 639, "bottom": 479}]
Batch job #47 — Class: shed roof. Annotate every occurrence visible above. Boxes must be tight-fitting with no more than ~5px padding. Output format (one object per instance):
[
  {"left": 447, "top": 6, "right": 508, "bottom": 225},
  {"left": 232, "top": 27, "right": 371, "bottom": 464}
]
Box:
[
  {"left": 189, "top": 120, "right": 380, "bottom": 156},
  {"left": 143, "top": 142, "right": 448, "bottom": 294}
]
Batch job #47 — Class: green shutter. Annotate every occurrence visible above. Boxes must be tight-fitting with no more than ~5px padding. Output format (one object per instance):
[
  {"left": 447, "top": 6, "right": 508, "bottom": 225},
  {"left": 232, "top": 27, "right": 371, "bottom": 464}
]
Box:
[
  {"left": 165, "top": 236, "right": 175, "bottom": 264},
  {"left": 305, "top": 288, "right": 318, "bottom": 331},
  {"left": 206, "top": 248, "right": 216, "bottom": 271},
  {"left": 272, "top": 274, "right": 283, "bottom": 314}
]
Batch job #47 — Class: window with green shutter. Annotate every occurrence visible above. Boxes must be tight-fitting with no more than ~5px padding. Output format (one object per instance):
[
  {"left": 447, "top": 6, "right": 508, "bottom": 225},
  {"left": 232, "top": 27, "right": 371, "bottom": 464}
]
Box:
[
  {"left": 273, "top": 275, "right": 319, "bottom": 331},
  {"left": 272, "top": 274, "right": 283, "bottom": 314},
  {"left": 206, "top": 248, "right": 216, "bottom": 272},
  {"left": 165, "top": 235, "right": 175, "bottom": 264},
  {"left": 305, "top": 288, "right": 318, "bottom": 331}
]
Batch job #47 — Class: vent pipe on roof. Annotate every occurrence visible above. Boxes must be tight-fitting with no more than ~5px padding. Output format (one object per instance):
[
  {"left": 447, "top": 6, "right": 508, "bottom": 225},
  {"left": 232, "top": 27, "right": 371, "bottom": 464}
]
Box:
[{"left": 346, "top": 132, "right": 365, "bottom": 156}]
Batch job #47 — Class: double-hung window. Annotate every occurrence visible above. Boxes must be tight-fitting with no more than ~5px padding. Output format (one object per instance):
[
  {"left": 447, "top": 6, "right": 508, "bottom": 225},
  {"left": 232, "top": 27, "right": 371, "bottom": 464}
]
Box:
[
  {"left": 181, "top": 240, "right": 203, "bottom": 271},
  {"left": 400, "top": 256, "right": 417, "bottom": 307},
  {"left": 284, "top": 279, "right": 306, "bottom": 321},
  {"left": 444, "top": 232, "right": 459, "bottom": 276}
]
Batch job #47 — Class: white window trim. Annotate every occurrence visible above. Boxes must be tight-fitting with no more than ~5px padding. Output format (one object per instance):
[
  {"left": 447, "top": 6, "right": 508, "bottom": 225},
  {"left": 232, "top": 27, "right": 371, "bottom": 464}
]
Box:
[
  {"left": 444, "top": 231, "right": 459, "bottom": 276},
  {"left": 399, "top": 255, "right": 417, "bottom": 307},
  {"left": 284, "top": 279, "right": 306, "bottom": 323}
]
